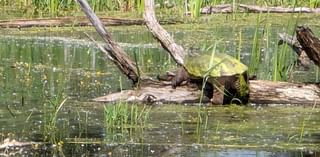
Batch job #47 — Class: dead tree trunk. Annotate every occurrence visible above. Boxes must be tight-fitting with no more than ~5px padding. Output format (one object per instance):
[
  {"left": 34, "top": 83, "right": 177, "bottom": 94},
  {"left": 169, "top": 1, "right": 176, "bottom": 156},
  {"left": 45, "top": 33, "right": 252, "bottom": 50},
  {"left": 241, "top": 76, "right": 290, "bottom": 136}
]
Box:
[{"left": 76, "top": 0, "right": 320, "bottom": 105}]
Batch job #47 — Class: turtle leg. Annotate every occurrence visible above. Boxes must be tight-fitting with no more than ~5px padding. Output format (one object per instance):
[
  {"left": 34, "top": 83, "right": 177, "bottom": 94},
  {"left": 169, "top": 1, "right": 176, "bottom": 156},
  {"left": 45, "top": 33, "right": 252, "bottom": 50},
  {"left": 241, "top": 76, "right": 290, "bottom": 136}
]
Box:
[{"left": 210, "top": 79, "right": 225, "bottom": 104}]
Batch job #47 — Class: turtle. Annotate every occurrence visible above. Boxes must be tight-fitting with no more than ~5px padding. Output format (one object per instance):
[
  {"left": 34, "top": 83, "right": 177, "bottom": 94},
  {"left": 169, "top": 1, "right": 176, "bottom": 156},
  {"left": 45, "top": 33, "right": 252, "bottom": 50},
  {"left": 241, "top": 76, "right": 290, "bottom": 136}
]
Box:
[{"left": 172, "top": 53, "right": 249, "bottom": 104}]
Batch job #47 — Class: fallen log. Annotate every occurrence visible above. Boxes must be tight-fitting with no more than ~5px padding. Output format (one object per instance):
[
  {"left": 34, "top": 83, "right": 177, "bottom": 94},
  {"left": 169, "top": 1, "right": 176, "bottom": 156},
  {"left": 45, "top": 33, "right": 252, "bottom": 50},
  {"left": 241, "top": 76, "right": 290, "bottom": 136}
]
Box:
[
  {"left": 249, "top": 80, "right": 320, "bottom": 104},
  {"left": 200, "top": 4, "right": 320, "bottom": 14},
  {"left": 0, "top": 16, "right": 178, "bottom": 28},
  {"left": 94, "top": 80, "right": 320, "bottom": 105}
]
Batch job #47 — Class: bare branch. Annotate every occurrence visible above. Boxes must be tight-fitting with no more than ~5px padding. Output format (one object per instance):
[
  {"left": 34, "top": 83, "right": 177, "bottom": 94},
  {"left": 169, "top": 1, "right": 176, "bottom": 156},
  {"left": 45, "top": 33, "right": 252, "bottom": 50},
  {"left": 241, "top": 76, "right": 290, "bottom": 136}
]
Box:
[
  {"left": 76, "top": 0, "right": 140, "bottom": 83},
  {"left": 144, "top": 0, "right": 185, "bottom": 66}
]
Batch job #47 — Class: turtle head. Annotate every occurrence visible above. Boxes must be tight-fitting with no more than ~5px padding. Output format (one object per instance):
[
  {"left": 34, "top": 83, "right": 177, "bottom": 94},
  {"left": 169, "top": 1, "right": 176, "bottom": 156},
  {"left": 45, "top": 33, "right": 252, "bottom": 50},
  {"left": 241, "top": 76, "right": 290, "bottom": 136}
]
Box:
[{"left": 172, "top": 67, "right": 190, "bottom": 89}]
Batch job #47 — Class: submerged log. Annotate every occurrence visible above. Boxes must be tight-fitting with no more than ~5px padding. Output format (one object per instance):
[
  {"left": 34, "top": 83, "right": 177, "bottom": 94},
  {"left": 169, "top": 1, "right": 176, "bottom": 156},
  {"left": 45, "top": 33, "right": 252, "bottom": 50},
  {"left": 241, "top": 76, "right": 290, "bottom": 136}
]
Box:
[
  {"left": 0, "top": 17, "right": 178, "bottom": 28},
  {"left": 200, "top": 4, "right": 320, "bottom": 14}
]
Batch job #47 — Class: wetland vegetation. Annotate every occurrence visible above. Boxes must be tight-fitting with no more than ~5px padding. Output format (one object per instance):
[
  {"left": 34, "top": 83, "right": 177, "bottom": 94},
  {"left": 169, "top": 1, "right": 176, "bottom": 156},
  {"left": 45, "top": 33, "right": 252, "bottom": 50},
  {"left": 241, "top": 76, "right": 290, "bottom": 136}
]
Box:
[
  {"left": 0, "top": 0, "right": 320, "bottom": 156},
  {"left": 0, "top": 0, "right": 320, "bottom": 18}
]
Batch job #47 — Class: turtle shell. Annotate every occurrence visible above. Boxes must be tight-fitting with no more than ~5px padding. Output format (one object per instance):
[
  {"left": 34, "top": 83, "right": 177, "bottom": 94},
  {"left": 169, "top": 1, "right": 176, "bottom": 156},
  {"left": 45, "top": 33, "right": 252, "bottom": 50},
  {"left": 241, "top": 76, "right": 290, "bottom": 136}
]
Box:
[{"left": 184, "top": 53, "right": 247, "bottom": 78}]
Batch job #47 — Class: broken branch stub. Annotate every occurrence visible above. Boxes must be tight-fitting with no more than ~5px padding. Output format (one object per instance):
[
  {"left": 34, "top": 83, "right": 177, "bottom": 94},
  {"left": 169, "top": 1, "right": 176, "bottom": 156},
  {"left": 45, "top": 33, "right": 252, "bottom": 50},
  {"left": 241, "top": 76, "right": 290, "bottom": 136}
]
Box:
[
  {"left": 296, "top": 26, "right": 320, "bottom": 68},
  {"left": 278, "top": 32, "right": 311, "bottom": 70}
]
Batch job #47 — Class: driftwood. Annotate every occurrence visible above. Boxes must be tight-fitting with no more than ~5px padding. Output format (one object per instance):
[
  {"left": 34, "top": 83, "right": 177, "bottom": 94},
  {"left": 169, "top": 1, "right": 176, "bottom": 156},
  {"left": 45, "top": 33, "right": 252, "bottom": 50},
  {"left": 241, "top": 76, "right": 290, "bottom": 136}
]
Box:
[
  {"left": 0, "top": 16, "right": 178, "bottom": 28},
  {"left": 201, "top": 4, "right": 320, "bottom": 14},
  {"left": 76, "top": 0, "right": 320, "bottom": 105}
]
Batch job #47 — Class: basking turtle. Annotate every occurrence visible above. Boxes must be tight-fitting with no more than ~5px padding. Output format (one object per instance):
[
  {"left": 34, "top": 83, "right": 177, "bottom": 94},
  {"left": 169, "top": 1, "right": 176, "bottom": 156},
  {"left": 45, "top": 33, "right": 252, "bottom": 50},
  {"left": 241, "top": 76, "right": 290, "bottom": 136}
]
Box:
[{"left": 172, "top": 53, "right": 249, "bottom": 104}]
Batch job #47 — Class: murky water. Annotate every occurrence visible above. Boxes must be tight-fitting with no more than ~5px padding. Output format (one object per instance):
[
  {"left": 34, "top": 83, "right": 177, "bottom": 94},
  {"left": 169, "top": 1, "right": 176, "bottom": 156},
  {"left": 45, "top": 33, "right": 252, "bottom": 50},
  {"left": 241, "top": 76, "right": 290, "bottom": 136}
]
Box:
[{"left": 0, "top": 14, "right": 320, "bottom": 156}]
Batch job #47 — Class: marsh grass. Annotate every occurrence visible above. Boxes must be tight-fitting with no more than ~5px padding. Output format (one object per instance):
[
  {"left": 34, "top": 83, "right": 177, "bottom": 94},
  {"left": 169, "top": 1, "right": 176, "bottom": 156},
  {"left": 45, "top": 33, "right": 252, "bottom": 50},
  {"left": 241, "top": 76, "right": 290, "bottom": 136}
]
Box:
[
  {"left": 248, "top": 13, "right": 262, "bottom": 75},
  {"left": 236, "top": 30, "right": 242, "bottom": 61},
  {"left": 272, "top": 13, "right": 299, "bottom": 81},
  {"left": 299, "top": 101, "right": 317, "bottom": 142},
  {"left": 190, "top": 0, "right": 203, "bottom": 18},
  {"left": 196, "top": 41, "right": 221, "bottom": 142},
  {"left": 247, "top": 12, "right": 298, "bottom": 81},
  {"left": 272, "top": 40, "right": 295, "bottom": 81},
  {"left": 0, "top": 0, "right": 318, "bottom": 17},
  {"left": 309, "top": 0, "right": 320, "bottom": 8},
  {"left": 43, "top": 92, "right": 67, "bottom": 145},
  {"left": 104, "top": 102, "right": 151, "bottom": 135}
]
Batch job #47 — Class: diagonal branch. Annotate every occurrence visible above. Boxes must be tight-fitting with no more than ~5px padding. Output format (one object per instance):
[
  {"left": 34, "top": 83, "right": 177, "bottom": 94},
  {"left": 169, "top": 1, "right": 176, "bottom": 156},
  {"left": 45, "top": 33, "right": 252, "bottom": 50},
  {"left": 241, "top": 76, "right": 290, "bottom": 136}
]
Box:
[
  {"left": 143, "top": 0, "right": 185, "bottom": 66},
  {"left": 76, "top": 0, "right": 139, "bottom": 84}
]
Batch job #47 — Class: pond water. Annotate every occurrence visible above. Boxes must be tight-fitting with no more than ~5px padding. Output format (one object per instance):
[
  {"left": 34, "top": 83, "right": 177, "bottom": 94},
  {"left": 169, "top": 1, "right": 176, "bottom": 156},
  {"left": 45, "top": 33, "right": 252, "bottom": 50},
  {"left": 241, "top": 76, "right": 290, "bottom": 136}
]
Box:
[{"left": 0, "top": 14, "right": 320, "bottom": 156}]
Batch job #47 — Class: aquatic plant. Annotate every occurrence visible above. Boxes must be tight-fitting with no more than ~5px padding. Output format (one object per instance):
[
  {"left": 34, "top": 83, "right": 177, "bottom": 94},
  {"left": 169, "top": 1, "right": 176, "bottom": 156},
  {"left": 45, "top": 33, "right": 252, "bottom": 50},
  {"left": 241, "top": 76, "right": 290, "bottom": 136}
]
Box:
[
  {"left": 196, "top": 42, "right": 221, "bottom": 142},
  {"left": 236, "top": 29, "right": 242, "bottom": 61},
  {"left": 299, "top": 101, "right": 317, "bottom": 142},
  {"left": 190, "top": 0, "right": 203, "bottom": 18},
  {"left": 272, "top": 40, "right": 295, "bottom": 81},
  {"left": 43, "top": 92, "right": 67, "bottom": 145},
  {"left": 248, "top": 13, "right": 262, "bottom": 75},
  {"left": 104, "top": 103, "right": 151, "bottom": 133},
  {"left": 309, "top": 0, "right": 320, "bottom": 8},
  {"left": 0, "top": 0, "right": 317, "bottom": 17}
]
